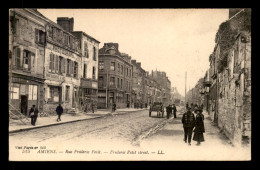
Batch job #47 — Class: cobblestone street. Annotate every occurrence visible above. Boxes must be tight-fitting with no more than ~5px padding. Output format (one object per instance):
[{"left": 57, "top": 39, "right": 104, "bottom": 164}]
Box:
[{"left": 9, "top": 109, "right": 167, "bottom": 148}]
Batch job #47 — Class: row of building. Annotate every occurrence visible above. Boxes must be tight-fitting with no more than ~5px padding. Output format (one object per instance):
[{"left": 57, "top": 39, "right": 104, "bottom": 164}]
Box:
[
  {"left": 186, "top": 8, "right": 251, "bottom": 146},
  {"left": 9, "top": 9, "right": 172, "bottom": 116}
]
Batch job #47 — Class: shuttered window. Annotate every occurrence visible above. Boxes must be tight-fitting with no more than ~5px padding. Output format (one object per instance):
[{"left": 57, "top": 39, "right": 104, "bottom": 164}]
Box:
[
  {"left": 16, "top": 48, "right": 21, "bottom": 68},
  {"left": 61, "top": 57, "right": 65, "bottom": 73},
  {"left": 35, "top": 28, "right": 39, "bottom": 43},
  {"left": 55, "top": 55, "right": 59, "bottom": 73},
  {"left": 67, "top": 59, "right": 70, "bottom": 76}
]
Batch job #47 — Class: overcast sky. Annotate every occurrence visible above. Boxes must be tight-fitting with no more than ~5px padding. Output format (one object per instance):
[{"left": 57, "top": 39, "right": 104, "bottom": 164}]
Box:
[{"left": 38, "top": 9, "right": 229, "bottom": 96}]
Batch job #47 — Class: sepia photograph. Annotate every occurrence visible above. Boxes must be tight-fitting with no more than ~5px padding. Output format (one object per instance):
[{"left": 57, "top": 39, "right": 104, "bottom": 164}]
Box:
[{"left": 8, "top": 8, "right": 251, "bottom": 161}]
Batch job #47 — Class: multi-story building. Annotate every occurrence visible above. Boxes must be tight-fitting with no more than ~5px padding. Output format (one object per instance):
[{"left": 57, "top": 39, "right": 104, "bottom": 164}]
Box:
[
  {"left": 35, "top": 14, "right": 82, "bottom": 114},
  {"left": 204, "top": 8, "right": 251, "bottom": 146},
  {"left": 71, "top": 31, "right": 100, "bottom": 112},
  {"left": 150, "top": 70, "right": 171, "bottom": 106},
  {"left": 131, "top": 60, "right": 146, "bottom": 108},
  {"left": 97, "top": 43, "right": 133, "bottom": 109},
  {"left": 9, "top": 9, "right": 46, "bottom": 115}
]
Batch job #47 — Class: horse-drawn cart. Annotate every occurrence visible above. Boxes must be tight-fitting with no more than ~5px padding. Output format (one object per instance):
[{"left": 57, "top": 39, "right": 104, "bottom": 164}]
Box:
[{"left": 149, "top": 102, "right": 164, "bottom": 117}]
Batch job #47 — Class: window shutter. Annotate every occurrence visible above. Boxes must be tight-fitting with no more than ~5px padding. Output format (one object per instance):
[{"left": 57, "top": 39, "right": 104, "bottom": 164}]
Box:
[
  {"left": 35, "top": 28, "right": 39, "bottom": 43},
  {"left": 61, "top": 58, "right": 64, "bottom": 73},
  {"left": 71, "top": 61, "right": 74, "bottom": 76},
  {"left": 55, "top": 55, "right": 59, "bottom": 73},
  {"left": 16, "top": 48, "right": 20, "bottom": 68},
  {"left": 28, "top": 52, "right": 31, "bottom": 71},
  {"left": 49, "top": 54, "right": 52, "bottom": 71}
]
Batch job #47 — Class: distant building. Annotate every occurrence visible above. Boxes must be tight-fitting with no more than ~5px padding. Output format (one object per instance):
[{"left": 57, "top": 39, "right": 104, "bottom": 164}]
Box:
[{"left": 98, "top": 43, "right": 133, "bottom": 109}]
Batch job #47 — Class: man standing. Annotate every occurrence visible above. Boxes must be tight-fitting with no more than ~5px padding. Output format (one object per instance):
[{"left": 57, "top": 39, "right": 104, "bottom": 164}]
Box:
[
  {"left": 181, "top": 107, "right": 195, "bottom": 145},
  {"left": 29, "top": 105, "right": 36, "bottom": 126},
  {"left": 56, "top": 104, "right": 63, "bottom": 122},
  {"left": 166, "top": 104, "right": 172, "bottom": 119},
  {"left": 172, "top": 104, "right": 177, "bottom": 118}
]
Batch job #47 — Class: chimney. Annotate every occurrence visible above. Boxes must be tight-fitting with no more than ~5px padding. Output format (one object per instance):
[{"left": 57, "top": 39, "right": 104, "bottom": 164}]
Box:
[
  {"left": 137, "top": 62, "right": 141, "bottom": 67},
  {"left": 57, "top": 17, "right": 74, "bottom": 33}
]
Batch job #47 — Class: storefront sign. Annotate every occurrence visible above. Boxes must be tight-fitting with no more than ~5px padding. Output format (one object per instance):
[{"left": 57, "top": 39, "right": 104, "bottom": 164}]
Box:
[{"left": 46, "top": 73, "right": 65, "bottom": 82}]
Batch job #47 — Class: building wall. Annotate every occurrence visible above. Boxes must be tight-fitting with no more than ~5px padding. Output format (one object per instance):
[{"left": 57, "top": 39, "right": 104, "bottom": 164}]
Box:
[{"left": 9, "top": 9, "right": 46, "bottom": 115}]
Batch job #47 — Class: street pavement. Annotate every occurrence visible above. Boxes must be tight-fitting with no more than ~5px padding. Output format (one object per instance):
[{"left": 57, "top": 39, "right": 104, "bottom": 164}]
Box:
[
  {"left": 9, "top": 106, "right": 251, "bottom": 161},
  {"left": 139, "top": 109, "right": 251, "bottom": 161}
]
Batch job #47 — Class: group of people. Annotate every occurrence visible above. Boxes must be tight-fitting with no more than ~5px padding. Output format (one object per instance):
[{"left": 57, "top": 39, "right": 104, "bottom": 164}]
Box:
[
  {"left": 166, "top": 104, "right": 177, "bottom": 119},
  {"left": 29, "top": 104, "right": 64, "bottom": 126},
  {"left": 182, "top": 103, "right": 205, "bottom": 146}
]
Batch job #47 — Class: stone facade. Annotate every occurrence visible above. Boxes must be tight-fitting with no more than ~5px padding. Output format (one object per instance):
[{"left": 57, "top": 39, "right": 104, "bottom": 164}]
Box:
[
  {"left": 204, "top": 8, "right": 251, "bottom": 146},
  {"left": 98, "top": 43, "right": 133, "bottom": 109},
  {"left": 71, "top": 31, "right": 100, "bottom": 113},
  {"left": 9, "top": 9, "right": 46, "bottom": 116}
]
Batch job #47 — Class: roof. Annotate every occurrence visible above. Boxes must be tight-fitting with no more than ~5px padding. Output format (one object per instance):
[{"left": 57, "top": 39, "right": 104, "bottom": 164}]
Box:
[{"left": 73, "top": 31, "right": 100, "bottom": 43}]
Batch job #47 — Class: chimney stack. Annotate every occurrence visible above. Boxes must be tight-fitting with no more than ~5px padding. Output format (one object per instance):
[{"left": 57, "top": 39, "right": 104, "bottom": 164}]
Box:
[{"left": 57, "top": 17, "right": 74, "bottom": 33}]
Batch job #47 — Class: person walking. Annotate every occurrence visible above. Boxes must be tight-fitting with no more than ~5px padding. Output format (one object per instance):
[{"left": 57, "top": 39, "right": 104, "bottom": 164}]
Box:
[
  {"left": 112, "top": 102, "right": 116, "bottom": 112},
  {"left": 181, "top": 107, "right": 195, "bottom": 145},
  {"left": 193, "top": 109, "right": 205, "bottom": 146},
  {"left": 56, "top": 104, "right": 63, "bottom": 122},
  {"left": 166, "top": 104, "right": 172, "bottom": 119},
  {"left": 186, "top": 102, "right": 189, "bottom": 110},
  {"left": 172, "top": 104, "right": 177, "bottom": 118}
]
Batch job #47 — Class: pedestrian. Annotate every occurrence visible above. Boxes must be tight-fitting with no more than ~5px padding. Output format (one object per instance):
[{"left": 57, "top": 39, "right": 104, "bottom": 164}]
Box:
[
  {"left": 191, "top": 103, "right": 195, "bottom": 112},
  {"left": 91, "top": 101, "right": 95, "bottom": 113},
  {"left": 200, "top": 104, "right": 204, "bottom": 110},
  {"left": 166, "top": 104, "right": 172, "bottom": 119},
  {"left": 29, "top": 105, "right": 36, "bottom": 126},
  {"left": 181, "top": 107, "right": 195, "bottom": 145},
  {"left": 186, "top": 102, "right": 189, "bottom": 110},
  {"left": 112, "top": 102, "right": 116, "bottom": 112},
  {"left": 56, "top": 104, "right": 63, "bottom": 122},
  {"left": 172, "top": 104, "right": 177, "bottom": 118},
  {"left": 33, "top": 105, "right": 39, "bottom": 125},
  {"left": 193, "top": 109, "right": 205, "bottom": 146}
]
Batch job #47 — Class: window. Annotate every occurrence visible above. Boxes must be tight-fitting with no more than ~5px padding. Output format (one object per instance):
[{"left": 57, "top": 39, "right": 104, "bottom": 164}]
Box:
[
  {"left": 126, "top": 81, "right": 128, "bottom": 90},
  {"left": 110, "top": 77, "right": 115, "bottom": 86},
  {"left": 10, "top": 84, "right": 19, "bottom": 100},
  {"left": 84, "top": 42, "right": 88, "bottom": 58},
  {"left": 83, "top": 64, "right": 87, "bottom": 78},
  {"left": 118, "top": 64, "right": 120, "bottom": 73},
  {"left": 98, "top": 77, "right": 103, "bottom": 87},
  {"left": 121, "top": 79, "right": 123, "bottom": 89},
  {"left": 111, "top": 62, "right": 115, "bottom": 71},
  {"left": 48, "top": 86, "right": 60, "bottom": 102},
  {"left": 92, "top": 67, "right": 96, "bottom": 80},
  {"left": 127, "top": 68, "right": 129, "bottom": 76},
  {"left": 93, "top": 47, "right": 96, "bottom": 61},
  {"left": 35, "top": 29, "right": 45, "bottom": 45},
  {"left": 117, "top": 78, "right": 120, "bottom": 88},
  {"left": 130, "top": 69, "right": 132, "bottom": 77},
  {"left": 74, "top": 62, "right": 78, "bottom": 78},
  {"left": 15, "top": 48, "right": 21, "bottom": 68},
  {"left": 28, "top": 85, "right": 37, "bottom": 100},
  {"left": 65, "top": 86, "right": 70, "bottom": 101},
  {"left": 23, "top": 50, "right": 34, "bottom": 71},
  {"left": 121, "top": 65, "right": 123, "bottom": 74},
  {"left": 99, "top": 61, "right": 104, "bottom": 71}
]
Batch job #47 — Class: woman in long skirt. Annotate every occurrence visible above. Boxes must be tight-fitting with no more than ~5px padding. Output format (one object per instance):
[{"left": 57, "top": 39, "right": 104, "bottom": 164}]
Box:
[{"left": 193, "top": 109, "right": 205, "bottom": 145}]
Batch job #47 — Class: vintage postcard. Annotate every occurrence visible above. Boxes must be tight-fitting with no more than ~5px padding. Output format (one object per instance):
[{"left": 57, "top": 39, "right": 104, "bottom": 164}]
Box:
[{"left": 8, "top": 8, "right": 251, "bottom": 161}]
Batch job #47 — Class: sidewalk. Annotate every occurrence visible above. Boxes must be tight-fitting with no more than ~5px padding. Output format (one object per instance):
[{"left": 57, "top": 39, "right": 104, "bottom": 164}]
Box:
[
  {"left": 139, "top": 109, "right": 251, "bottom": 160},
  {"left": 9, "top": 108, "right": 147, "bottom": 133}
]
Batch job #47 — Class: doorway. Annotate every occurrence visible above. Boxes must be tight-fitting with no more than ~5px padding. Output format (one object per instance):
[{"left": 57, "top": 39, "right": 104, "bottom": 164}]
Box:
[{"left": 20, "top": 95, "right": 28, "bottom": 115}]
